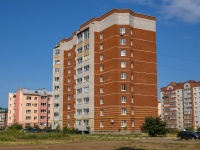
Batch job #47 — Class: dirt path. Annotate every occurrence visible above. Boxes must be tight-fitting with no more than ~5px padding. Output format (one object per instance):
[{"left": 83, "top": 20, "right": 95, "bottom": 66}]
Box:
[{"left": 1, "top": 138, "right": 200, "bottom": 150}]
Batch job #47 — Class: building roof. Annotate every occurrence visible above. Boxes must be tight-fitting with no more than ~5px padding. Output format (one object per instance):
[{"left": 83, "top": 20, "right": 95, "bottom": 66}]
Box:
[{"left": 21, "top": 88, "right": 52, "bottom": 96}]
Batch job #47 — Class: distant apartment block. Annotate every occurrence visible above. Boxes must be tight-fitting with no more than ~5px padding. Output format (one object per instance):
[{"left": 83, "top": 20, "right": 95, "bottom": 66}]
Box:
[
  {"left": 161, "top": 80, "right": 200, "bottom": 130},
  {"left": 0, "top": 107, "right": 8, "bottom": 129},
  {"left": 8, "top": 88, "right": 52, "bottom": 129},
  {"left": 52, "top": 9, "right": 158, "bottom": 133}
]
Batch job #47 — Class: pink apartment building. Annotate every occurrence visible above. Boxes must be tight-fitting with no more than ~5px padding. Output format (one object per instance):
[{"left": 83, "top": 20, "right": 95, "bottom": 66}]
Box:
[{"left": 8, "top": 88, "right": 52, "bottom": 129}]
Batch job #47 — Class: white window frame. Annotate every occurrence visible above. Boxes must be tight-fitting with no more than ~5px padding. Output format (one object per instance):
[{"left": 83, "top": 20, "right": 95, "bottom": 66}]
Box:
[
  {"left": 121, "top": 50, "right": 126, "bottom": 56},
  {"left": 121, "top": 96, "right": 126, "bottom": 103},
  {"left": 121, "top": 120, "right": 126, "bottom": 127},
  {"left": 120, "top": 38, "right": 126, "bottom": 45},
  {"left": 121, "top": 61, "right": 126, "bottom": 68},
  {"left": 121, "top": 73, "right": 126, "bottom": 79},
  {"left": 120, "top": 27, "right": 126, "bottom": 35},
  {"left": 121, "top": 108, "right": 126, "bottom": 115},
  {"left": 121, "top": 84, "right": 126, "bottom": 91}
]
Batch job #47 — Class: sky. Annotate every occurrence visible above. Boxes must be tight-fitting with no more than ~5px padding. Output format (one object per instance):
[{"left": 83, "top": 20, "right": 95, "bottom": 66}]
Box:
[{"left": 1, "top": 0, "right": 200, "bottom": 107}]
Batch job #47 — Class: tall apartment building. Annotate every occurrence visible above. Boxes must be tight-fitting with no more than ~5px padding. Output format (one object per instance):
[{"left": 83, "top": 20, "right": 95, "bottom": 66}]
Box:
[
  {"left": 161, "top": 80, "right": 200, "bottom": 130},
  {"left": 0, "top": 108, "right": 8, "bottom": 129},
  {"left": 8, "top": 88, "right": 52, "bottom": 129},
  {"left": 52, "top": 9, "right": 158, "bottom": 133}
]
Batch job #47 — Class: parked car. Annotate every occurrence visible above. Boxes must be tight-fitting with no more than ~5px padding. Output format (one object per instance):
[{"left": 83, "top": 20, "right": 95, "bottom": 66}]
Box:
[
  {"left": 40, "top": 129, "right": 53, "bottom": 133},
  {"left": 177, "top": 131, "right": 199, "bottom": 140},
  {"left": 195, "top": 131, "right": 200, "bottom": 139}
]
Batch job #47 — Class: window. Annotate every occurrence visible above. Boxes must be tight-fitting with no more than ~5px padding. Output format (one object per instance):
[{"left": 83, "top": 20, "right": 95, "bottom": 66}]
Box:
[
  {"left": 131, "top": 62, "right": 133, "bottom": 69},
  {"left": 83, "top": 97, "right": 89, "bottom": 103},
  {"left": 131, "top": 51, "right": 133, "bottom": 57},
  {"left": 26, "top": 110, "right": 31, "bottom": 114},
  {"left": 34, "top": 110, "right": 37, "bottom": 113},
  {"left": 121, "top": 50, "right": 126, "bottom": 56},
  {"left": 34, "top": 116, "right": 37, "bottom": 120},
  {"left": 26, "top": 96, "right": 31, "bottom": 100},
  {"left": 68, "top": 77, "right": 71, "bottom": 83},
  {"left": 132, "top": 108, "right": 134, "bottom": 115},
  {"left": 41, "top": 103, "right": 46, "bottom": 106},
  {"left": 120, "top": 38, "right": 126, "bottom": 45},
  {"left": 131, "top": 74, "right": 133, "bottom": 80},
  {"left": 68, "top": 95, "right": 71, "bottom": 100},
  {"left": 131, "top": 40, "right": 133, "bottom": 46},
  {"left": 130, "top": 29, "right": 133, "bottom": 35},
  {"left": 83, "top": 54, "right": 89, "bottom": 61},
  {"left": 26, "top": 103, "right": 31, "bottom": 107},
  {"left": 55, "top": 60, "right": 60, "bottom": 64},
  {"left": 68, "top": 60, "right": 71, "bottom": 65},
  {"left": 55, "top": 49, "right": 60, "bottom": 55},
  {"left": 68, "top": 86, "right": 71, "bottom": 92},
  {"left": 83, "top": 120, "right": 89, "bottom": 125},
  {"left": 100, "top": 109, "right": 104, "bottom": 116},
  {"left": 77, "top": 67, "right": 82, "bottom": 74},
  {"left": 100, "top": 55, "right": 104, "bottom": 61},
  {"left": 100, "top": 121, "right": 104, "bottom": 127},
  {"left": 76, "top": 109, "right": 82, "bottom": 115},
  {"left": 77, "top": 88, "right": 82, "bottom": 94},
  {"left": 34, "top": 97, "right": 37, "bottom": 100},
  {"left": 54, "top": 95, "right": 59, "bottom": 99},
  {"left": 26, "top": 116, "right": 31, "bottom": 120},
  {"left": 76, "top": 99, "right": 82, "bottom": 104},
  {"left": 77, "top": 47, "right": 83, "bottom": 54},
  {"left": 83, "top": 76, "right": 89, "bottom": 82},
  {"left": 100, "top": 33, "right": 104, "bottom": 39},
  {"left": 55, "top": 68, "right": 59, "bottom": 73},
  {"left": 121, "top": 120, "right": 126, "bottom": 127},
  {"left": 54, "top": 103, "right": 59, "bottom": 108},
  {"left": 67, "top": 114, "right": 70, "bottom": 119},
  {"left": 77, "top": 33, "right": 82, "bottom": 44},
  {"left": 121, "top": 84, "right": 126, "bottom": 91},
  {"left": 40, "top": 116, "right": 46, "bottom": 119},
  {"left": 83, "top": 86, "right": 89, "bottom": 93},
  {"left": 54, "top": 112, "right": 59, "bottom": 117},
  {"left": 121, "top": 73, "right": 126, "bottom": 79},
  {"left": 84, "top": 65, "right": 89, "bottom": 71},
  {"left": 121, "top": 96, "right": 126, "bottom": 103},
  {"left": 83, "top": 108, "right": 89, "bottom": 115},
  {"left": 68, "top": 105, "right": 70, "bottom": 110},
  {"left": 76, "top": 120, "right": 82, "bottom": 125},
  {"left": 121, "top": 108, "right": 126, "bottom": 115},
  {"left": 132, "top": 121, "right": 134, "bottom": 127},
  {"left": 131, "top": 85, "right": 134, "bottom": 92},
  {"left": 100, "top": 76, "right": 104, "bottom": 82},
  {"left": 68, "top": 52, "right": 71, "bottom": 56},
  {"left": 100, "top": 98, "right": 104, "bottom": 105},
  {"left": 121, "top": 61, "right": 126, "bottom": 68},
  {"left": 84, "top": 44, "right": 89, "bottom": 50},
  {"left": 77, "top": 78, "right": 82, "bottom": 84},
  {"left": 54, "top": 86, "right": 59, "bottom": 90},
  {"left": 120, "top": 27, "right": 126, "bottom": 35},
  {"left": 55, "top": 77, "right": 59, "bottom": 81},
  {"left": 68, "top": 69, "right": 71, "bottom": 74},
  {"left": 77, "top": 57, "right": 82, "bottom": 64},
  {"left": 100, "top": 65, "right": 104, "bottom": 71},
  {"left": 100, "top": 87, "right": 104, "bottom": 94},
  {"left": 131, "top": 98, "right": 134, "bottom": 103},
  {"left": 100, "top": 44, "right": 104, "bottom": 50},
  {"left": 84, "top": 29, "right": 89, "bottom": 40}
]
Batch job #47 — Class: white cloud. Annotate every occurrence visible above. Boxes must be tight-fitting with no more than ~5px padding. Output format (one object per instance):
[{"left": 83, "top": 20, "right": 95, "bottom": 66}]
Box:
[
  {"left": 161, "top": 0, "right": 200, "bottom": 23},
  {"left": 118, "top": 0, "right": 200, "bottom": 24}
]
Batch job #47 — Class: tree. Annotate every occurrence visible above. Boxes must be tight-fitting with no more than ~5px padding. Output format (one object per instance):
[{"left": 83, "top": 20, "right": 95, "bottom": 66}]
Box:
[
  {"left": 141, "top": 116, "right": 167, "bottom": 137},
  {"left": 8, "top": 123, "right": 23, "bottom": 130}
]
